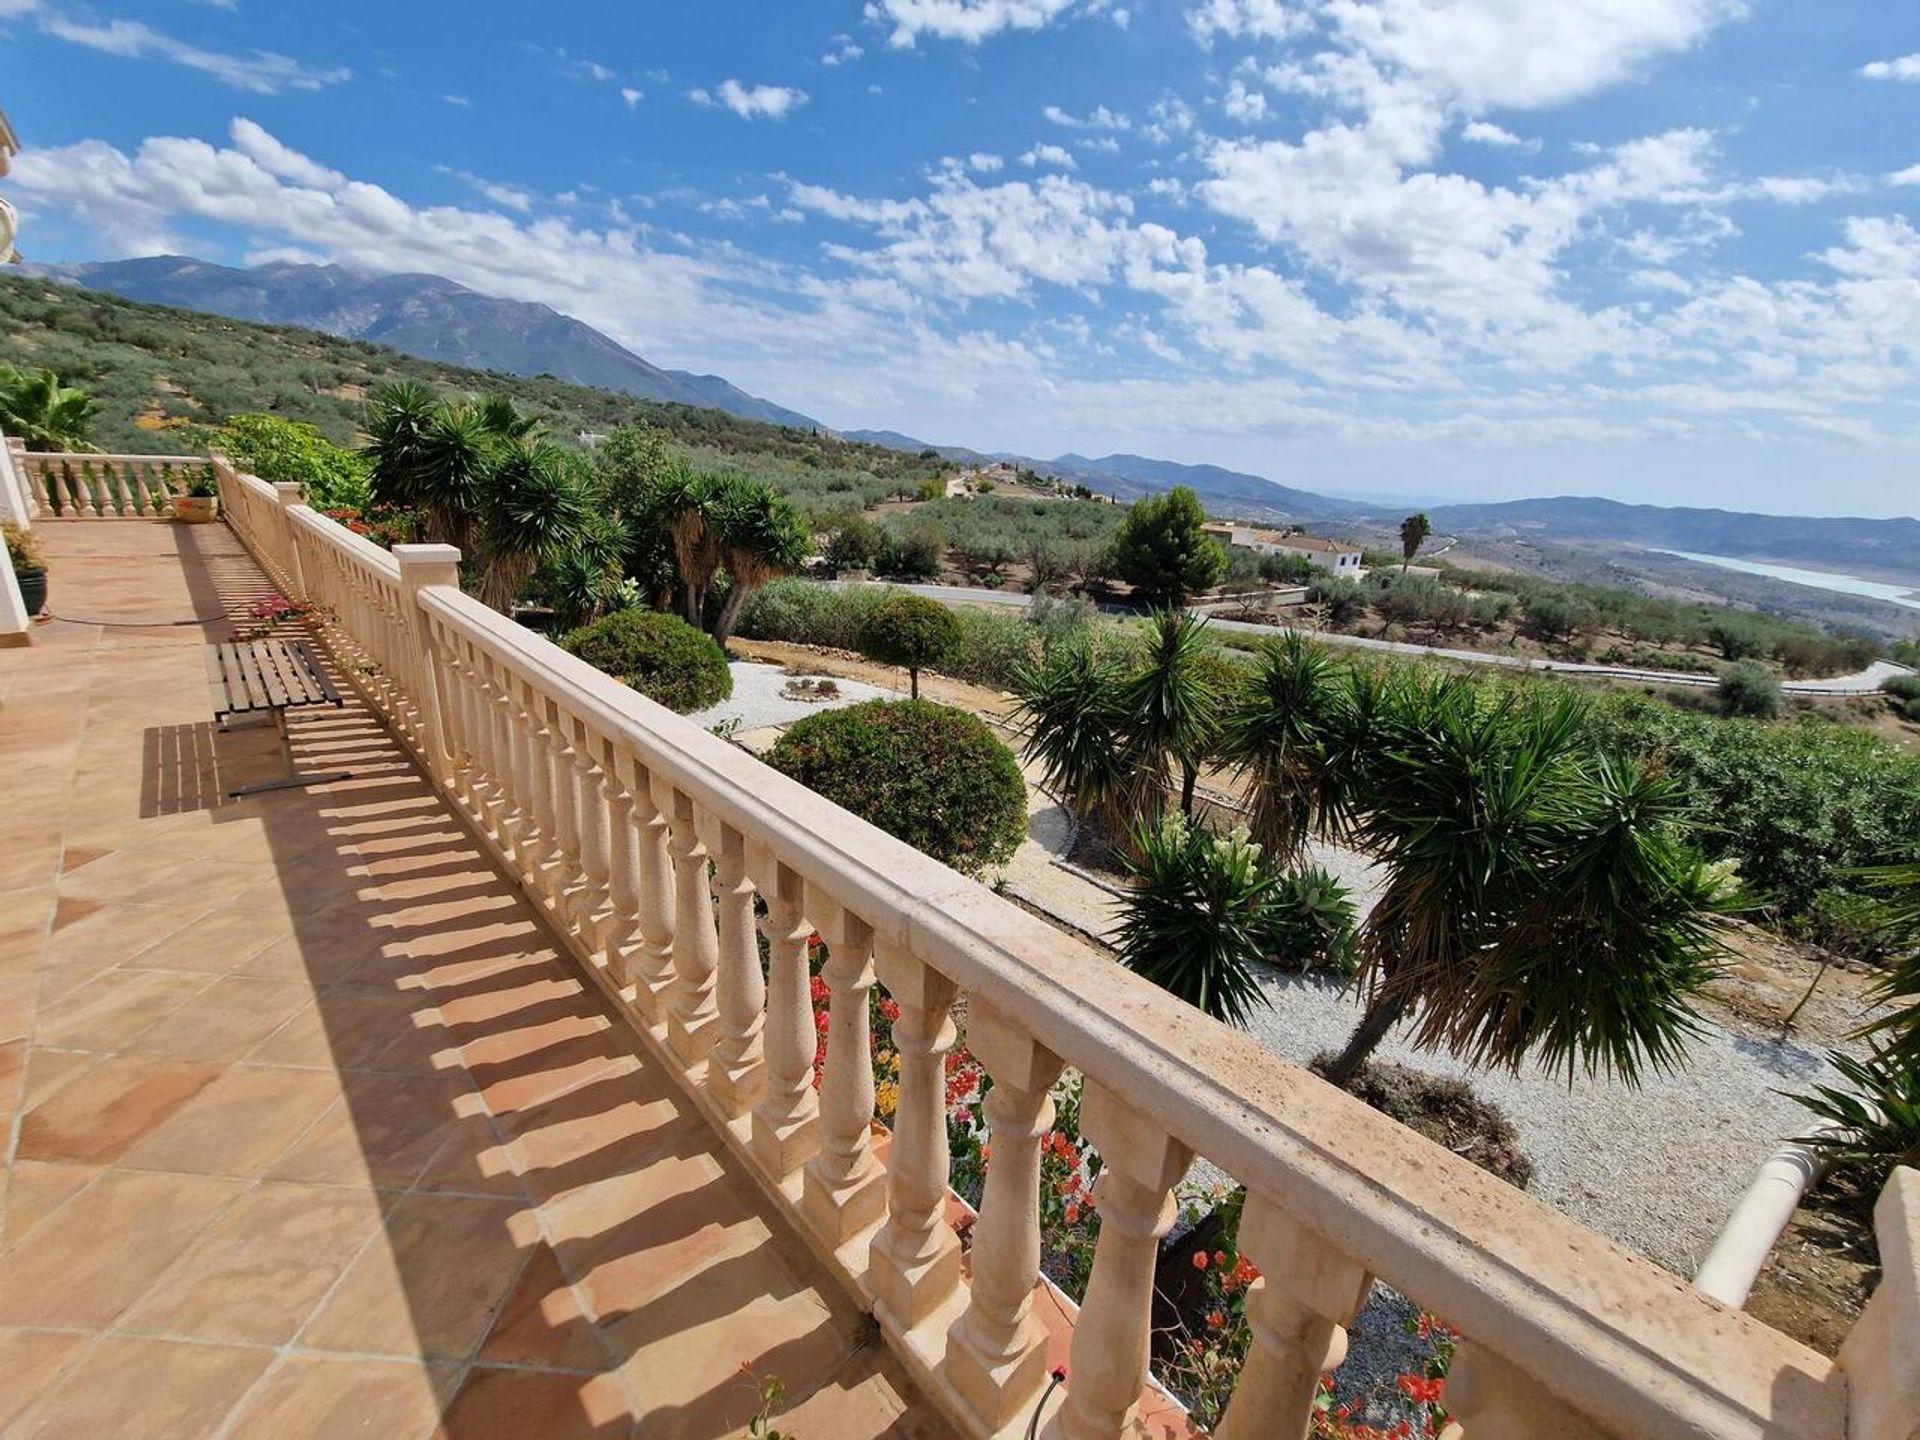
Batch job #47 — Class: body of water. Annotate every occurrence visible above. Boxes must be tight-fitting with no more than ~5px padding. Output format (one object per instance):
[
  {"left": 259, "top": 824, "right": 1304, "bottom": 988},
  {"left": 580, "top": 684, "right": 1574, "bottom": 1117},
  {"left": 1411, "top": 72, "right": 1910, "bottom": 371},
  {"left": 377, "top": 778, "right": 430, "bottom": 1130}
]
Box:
[{"left": 1654, "top": 549, "right": 1920, "bottom": 612}]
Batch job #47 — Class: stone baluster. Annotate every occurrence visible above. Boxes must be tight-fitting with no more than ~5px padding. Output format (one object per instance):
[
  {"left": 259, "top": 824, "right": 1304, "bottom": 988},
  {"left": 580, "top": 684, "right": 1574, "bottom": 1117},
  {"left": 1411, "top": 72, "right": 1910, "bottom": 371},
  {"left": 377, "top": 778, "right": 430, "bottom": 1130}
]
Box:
[
  {"left": 750, "top": 854, "right": 821, "bottom": 1183},
  {"left": 449, "top": 639, "right": 486, "bottom": 815},
  {"left": 569, "top": 715, "right": 614, "bottom": 946},
  {"left": 473, "top": 656, "right": 513, "bottom": 833},
  {"left": 869, "top": 941, "right": 962, "bottom": 1333},
  {"left": 545, "top": 705, "right": 584, "bottom": 917},
  {"left": 1837, "top": 1166, "right": 1918, "bottom": 1440},
  {"left": 1435, "top": 1349, "right": 1608, "bottom": 1440},
  {"left": 109, "top": 461, "right": 134, "bottom": 516},
  {"left": 658, "top": 782, "right": 719, "bottom": 1063},
  {"left": 514, "top": 676, "right": 557, "bottom": 883},
  {"left": 495, "top": 676, "right": 535, "bottom": 856},
  {"left": 477, "top": 662, "right": 517, "bottom": 838},
  {"left": 803, "top": 902, "right": 886, "bottom": 1245},
  {"left": 1050, "top": 1083, "right": 1193, "bottom": 1440},
  {"left": 599, "top": 737, "right": 645, "bottom": 1000},
  {"left": 1214, "top": 1196, "right": 1373, "bottom": 1440},
  {"left": 623, "top": 751, "right": 677, "bottom": 1024},
  {"left": 701, "top": 818, "right": 765, "bottom": 1118},
  {"left": 78, "top": 460, "right": 100, "bottom": 517},
  {"left": 946, "top": 1002, "right": 1064, "bottom": 1431}
]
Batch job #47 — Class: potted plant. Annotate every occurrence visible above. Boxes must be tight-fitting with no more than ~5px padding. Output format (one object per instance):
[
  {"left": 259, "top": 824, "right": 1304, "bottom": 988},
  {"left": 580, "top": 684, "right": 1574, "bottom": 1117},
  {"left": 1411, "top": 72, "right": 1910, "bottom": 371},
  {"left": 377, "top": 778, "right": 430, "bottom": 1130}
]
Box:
[
  {"left": 173, "top": 471, "right": 219, "bottom": 524},
  {"left": 5, "top": 523, "right": 47, "bottom": 616}
]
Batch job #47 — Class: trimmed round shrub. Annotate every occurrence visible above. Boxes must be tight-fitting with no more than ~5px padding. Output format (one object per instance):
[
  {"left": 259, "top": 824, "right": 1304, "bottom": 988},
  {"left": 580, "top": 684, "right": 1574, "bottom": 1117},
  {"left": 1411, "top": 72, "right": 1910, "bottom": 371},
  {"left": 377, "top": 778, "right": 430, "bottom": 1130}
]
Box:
[
  {"left": 1717, "top": 658, "right": 1784, "bottom": 719},
  {"left": 559, "top": 609, "right": 732, "bottom": 713},
  {"left": 764, "top": 699, "right": 1026, "bottom": 875},
  {"left": 860, "top": 593, "right": 962, "bottom": 698}
]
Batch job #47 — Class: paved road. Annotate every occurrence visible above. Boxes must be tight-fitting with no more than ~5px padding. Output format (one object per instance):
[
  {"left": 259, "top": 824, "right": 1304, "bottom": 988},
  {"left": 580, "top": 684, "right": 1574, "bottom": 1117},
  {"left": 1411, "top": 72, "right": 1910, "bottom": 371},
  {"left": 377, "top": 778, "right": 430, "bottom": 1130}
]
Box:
[{"left": 854, "top": 581, "right": 1913, "bottom": 696}]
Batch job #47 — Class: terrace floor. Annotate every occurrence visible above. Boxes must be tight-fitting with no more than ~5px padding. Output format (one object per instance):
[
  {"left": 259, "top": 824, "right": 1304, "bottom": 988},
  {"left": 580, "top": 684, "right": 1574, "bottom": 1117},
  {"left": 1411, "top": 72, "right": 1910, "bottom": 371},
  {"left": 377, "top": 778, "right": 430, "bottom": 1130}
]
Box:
[{"left": 0, "top": 521, "right": 942, "bottom": 1440}]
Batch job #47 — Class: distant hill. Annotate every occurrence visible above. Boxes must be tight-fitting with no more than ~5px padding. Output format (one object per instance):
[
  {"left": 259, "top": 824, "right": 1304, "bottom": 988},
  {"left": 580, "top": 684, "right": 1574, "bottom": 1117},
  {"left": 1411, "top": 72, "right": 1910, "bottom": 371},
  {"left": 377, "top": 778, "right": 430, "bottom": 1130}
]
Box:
[
  {"left": 843, "top": 430, "right": 1367, "bottom": 523},
  {"left": 1424, "top": 496, "right": 1920, "bottom": 585},
  {"left": 34, "top": 256, "right": 822, "bottom": 431}
]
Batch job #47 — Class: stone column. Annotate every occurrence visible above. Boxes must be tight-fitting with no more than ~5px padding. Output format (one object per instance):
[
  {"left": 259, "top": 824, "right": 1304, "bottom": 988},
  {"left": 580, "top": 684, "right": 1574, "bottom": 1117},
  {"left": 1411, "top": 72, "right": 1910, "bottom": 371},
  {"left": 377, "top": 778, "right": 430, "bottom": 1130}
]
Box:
[
  {"left": 660, "top": 782, "right": 719, "bottom": 1062},
  {"left": 750, "top": 851, "right": 820, "bottom": 1182},
  {"left": 392, "top": 544, "right": 462, "bottom": 784},
  {"left": 703, "top": 818, "right": 766, "bottom": 1117},
  {"left": 803, "top": 902, "right": 885, "bottom": 1244}
]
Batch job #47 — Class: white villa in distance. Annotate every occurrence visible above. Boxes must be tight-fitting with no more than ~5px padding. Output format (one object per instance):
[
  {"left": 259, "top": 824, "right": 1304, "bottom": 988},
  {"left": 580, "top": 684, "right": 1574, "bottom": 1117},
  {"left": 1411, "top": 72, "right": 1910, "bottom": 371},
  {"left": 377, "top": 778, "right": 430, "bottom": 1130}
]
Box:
[{"left": 1205, "top": 521, "right": 1365, "bottom": 575}]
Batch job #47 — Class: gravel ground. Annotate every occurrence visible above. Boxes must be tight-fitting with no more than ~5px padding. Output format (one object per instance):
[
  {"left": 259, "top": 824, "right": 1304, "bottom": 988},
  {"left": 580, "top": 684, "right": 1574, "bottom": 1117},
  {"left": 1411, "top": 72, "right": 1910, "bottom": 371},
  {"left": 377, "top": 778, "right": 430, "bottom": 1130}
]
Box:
[{"left": 684, "top": 659, "right": 892, "bottom": 733}]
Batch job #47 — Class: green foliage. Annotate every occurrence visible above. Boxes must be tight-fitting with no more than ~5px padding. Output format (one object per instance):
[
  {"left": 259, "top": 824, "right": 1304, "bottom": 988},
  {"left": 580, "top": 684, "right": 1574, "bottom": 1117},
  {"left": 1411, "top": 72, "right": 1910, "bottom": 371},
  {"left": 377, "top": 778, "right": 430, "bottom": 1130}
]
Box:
[
  {"left": 1261, "top": 865, "right": 1360, "bottom": 973},
  {"left": 1856, "top": 862, "right": 1920, "bottom": 1069},
  {"left": 860, "top": 593, "right": 962, "bottom": 698},
  {"left": 1399, "top": 512, "right": 1432, "bottom": 569},
  {"left": 1109, "top": 486, "right": 1226, "bottom": 606},
  {"left": 558, "top": 609, "right": 733, "bottom": 713},
  {"left": 764, "top": 699, "right": 1027, "bottom": 875},
  {"left": 823, "top": 514, "right": 880, "bottom": 573},
  {"left": 1308, "top": 575, "right": 1366, "bottom": 628},
  {"left": 1584, "top": 692, "right": 1920, "bottom": 925},
  {"left": 738, "top": 577, "right": 891, "bottom": 650},
  {"left": 876, "top": 521, "right": 944, "bottom": 579},
  {"left": 1794, "top": 1047, "right": 1920, "bottom": 1196},
  {"left": 1115, "top": 817, "right": 1278, "bottom": 1028},
  {"left": 210, "top": 413, "right": 371, "bottom": 509},
  {"left": 1717, "top": 659, "right": 1784, "bottom": 718},
  {"left": 1216, "top": 633, "right": 1345, "bottom": 863},
  {"left": 0, "top": 363, "right": 97, "bottom": 451},
  {"left": 4, "top": 522, "right": 47, "bottom": 573}
]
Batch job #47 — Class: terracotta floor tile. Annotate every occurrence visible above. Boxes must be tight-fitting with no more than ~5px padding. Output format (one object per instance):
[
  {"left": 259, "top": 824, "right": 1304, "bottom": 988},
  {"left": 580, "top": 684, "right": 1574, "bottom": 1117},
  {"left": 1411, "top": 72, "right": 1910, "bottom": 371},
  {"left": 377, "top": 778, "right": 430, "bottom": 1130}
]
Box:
[
  {"left": 126, "top": 908, "right": 295, "bottom": 975},
  {"left": 302, "top": 1192, "right": 539, "bottom": 1360},
  {"left": 30, "top": 967, "right": 217, "bottom": 1052},
  {"left": 0, "top": 1160, "right": 100, "bottom": 1250},
  {"left": 776, "top": 1352, "right": 947, "bottom": 1440},
  {"left": 124, "top": 976, "right": 315, "bottom": 1061},
  {"left": 415, "top": 1111, "right": 526, "bottom": 1197},
  {"left": 119, "top": 1182, "right": 385, "bottom": 1344},
  {"left": 0, "top": 1036, "right": 24, "bottom": 1112},
  {"left": 41, "top": 901, "right": 207, "bottom": 966},
  {"left": 119, "top": 1063, "right": 347, "bottom": 1177},
  {"left": 15, "top": 1053, "right": 226, "bottom": 1164},
  {"left": 616, "top": 1287, "right": 854, "bottom": 1440},
  {"left": 544, "top": 1153, "right": 767, "bottom": 1330},
  {"left": 0, "top": 828, "right": 64, "bottom": 894},
  {"left": 0, "top": 1327, "right": 91, "bottom": 1431},
  {"left": 462, "top": 1014, "right": 635, "bottom": 1116},
  {"left": 0, "top": 974, "right": 37, "bottom": 1043},
  {"left": 224, "top": 1355, "right": 458, "bottom": 1440},
  {"left": 267, "top": 1070, "right": 476, "bottom": 1189},
  {"left": 9, "top": 1335, "right": 272, "bottom": 1440},
  {"left": 498, "top": 1068, "right": 696, "bottom": 1204},
  {"left": 434, "top": 1367, "right": 634, "bottom": 1440},
  {"left": 0, "top": 1169, "right": 248, "bottom": 1328},
  {"left": 476, "top": 1242, "right": 608, "bottom": 1371},
  {"left": 14, "top": 1046, "right": 103, "bottom": 1112},
  {"left": 246, "top": 984, "right": 449, "bottom": 1072}
]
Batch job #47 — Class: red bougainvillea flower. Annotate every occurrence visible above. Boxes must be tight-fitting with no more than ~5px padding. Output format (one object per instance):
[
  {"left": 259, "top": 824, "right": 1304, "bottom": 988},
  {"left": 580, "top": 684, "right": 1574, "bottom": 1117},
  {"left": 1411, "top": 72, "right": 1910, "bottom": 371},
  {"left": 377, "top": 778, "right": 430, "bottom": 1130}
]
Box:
[
  {"left": 1395, "top": 1375, "right": 1444, "bottom": 1406},
  {"left": 1192, "top": 1251, "right": 1209, "bottom": 1270},
  {"left": 1206, "top": 1310, "right": 1226, "bottom": 1329}
]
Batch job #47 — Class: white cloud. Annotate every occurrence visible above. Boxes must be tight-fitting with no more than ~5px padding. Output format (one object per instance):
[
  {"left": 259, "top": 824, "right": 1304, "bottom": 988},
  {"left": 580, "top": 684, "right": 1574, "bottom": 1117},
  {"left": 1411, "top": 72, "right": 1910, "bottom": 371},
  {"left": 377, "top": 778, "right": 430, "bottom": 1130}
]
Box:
[
  {"left": 1187, "top": 0, "right": 1311, "bottom": 46},
  {"left": 865, "top": 0, "right": 1084, "bottom": 47},
  {"left": 691, "top": 79, "right": 809, "bottom": 120},
  {"left": 621, "top": 87, "right": 644, "bottom": 107},
  {"left": 1890, "top": 164, "right": 1920, "bottom": 187},
  {"left": 25, "top": 6, "right": 348, "bottom": 93},
  {"left": 821, "top": 34, "right": 866, "bottom": 65},
  {"left": 227, "top": 117, "right": 343, "bottom": 188},
  {"left": 1043, "top": 103, "right": 1130, "bottom": 130},
  {"left": 1860, "top": 53, "right": 1920, "bottom": 82},
  {"left": 1020, "top": 143, "right": 1079, "bottom": 169},
  {"left": 969, "top": 152, "right": 1005, "bottom": 172},
  {"left": 1460, "top": 119, "right": 1522, "bottom": 147},
  {"left": 1223, "top": 78, "right": 1269, "bottom": 121}
]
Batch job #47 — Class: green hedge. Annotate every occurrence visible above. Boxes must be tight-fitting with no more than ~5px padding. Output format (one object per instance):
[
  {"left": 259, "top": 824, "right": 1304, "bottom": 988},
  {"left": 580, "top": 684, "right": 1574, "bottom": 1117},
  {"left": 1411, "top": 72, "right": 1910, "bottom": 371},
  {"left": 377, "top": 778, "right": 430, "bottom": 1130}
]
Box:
[
  {"left": 559, "top": 609, "right": 732, "bottom": 713},
  {"left": 765, "top": 699, "right": 1027, "bottom": 875}
]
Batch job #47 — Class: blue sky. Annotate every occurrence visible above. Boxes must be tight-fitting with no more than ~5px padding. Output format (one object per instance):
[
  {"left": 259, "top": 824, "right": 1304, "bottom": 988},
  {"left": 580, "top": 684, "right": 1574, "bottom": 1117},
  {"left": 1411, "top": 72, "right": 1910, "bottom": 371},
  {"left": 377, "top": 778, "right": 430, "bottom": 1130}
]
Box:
[{"left": 3, "top": 1, "right": 1918, "bottom": 516}]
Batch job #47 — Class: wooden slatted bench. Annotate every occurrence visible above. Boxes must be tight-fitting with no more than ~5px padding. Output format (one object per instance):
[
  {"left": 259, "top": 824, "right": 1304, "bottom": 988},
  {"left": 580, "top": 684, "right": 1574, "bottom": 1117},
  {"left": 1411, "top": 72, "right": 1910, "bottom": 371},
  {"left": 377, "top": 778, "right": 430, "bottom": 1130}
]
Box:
[{"left": 204, "top": 638, "right": 352, "bottom": 796}]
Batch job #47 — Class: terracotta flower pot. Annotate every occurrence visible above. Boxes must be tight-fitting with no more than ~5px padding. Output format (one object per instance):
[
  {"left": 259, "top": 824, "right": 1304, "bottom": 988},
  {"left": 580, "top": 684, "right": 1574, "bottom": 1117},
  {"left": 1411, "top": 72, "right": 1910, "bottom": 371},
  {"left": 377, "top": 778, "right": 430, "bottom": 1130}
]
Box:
[{"left": 173, "top": 495, "right": 219, "bottom": 524}]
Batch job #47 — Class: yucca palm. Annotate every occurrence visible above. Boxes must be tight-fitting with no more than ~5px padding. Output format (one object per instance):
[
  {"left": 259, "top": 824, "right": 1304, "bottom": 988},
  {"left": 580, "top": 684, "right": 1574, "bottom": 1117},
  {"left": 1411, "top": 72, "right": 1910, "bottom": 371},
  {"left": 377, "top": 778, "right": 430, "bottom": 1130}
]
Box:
[
  {"left": 1857, "top": 861, "right": 1920, "bottom": 1068},
  {"left": 652, "top": 465, "right": 727, "bottom": 627},
  {"left": 1012, "top": 642, "right": 1130, "bottom": 828},
  {"left": 1120, "top": 611, "right": 1224, "bottom": 819},
  {"left": 363, "top": 380, "right": 444, "bottom": 525},
  {"left": 1324, "top": 680, "right": 1729, "bottom": 1087},
  {"left": 0, "top": 365, "right": 97, "bottom": 452},
  {"left": 474, "top": 440, "right": 590, "bottom": 611},
  {"left": 1217, "top": 632, "right": 1345, "bottom": 863},
  {"left": 1115, "top": 816, "right": 1276, "bottom": 1029},
  {"left": 711, "top": 484, "right": 810, "bottom": 645}
]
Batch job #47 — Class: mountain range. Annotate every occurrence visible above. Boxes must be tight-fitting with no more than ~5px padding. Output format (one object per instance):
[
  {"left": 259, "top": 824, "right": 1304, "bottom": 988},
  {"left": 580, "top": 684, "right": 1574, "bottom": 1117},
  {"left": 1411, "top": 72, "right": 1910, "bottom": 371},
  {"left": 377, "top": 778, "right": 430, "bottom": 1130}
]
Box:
[
  {"left": 34, "top": 256, "right": 821, "bottom": 430},
  {"left": 36, "top": 255, "right": 1920, "bottom": 599}
]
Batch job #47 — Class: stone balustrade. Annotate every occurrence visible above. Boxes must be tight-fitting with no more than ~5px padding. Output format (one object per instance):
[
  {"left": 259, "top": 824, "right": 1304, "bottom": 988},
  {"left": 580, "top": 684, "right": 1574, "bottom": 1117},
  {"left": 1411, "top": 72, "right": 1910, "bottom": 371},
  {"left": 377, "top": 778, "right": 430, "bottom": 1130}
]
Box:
[
  {"left": 16, "top": 450, "right": 213, "bottom": 517},
  {"left": 209, "top": 461, "right": 1911, "bottom": 1440}
]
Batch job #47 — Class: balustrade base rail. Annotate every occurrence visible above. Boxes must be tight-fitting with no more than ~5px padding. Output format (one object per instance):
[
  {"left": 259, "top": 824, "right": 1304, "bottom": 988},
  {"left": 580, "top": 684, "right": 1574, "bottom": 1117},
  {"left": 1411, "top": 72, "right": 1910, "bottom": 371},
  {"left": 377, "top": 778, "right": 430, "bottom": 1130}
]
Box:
[{"left": 209, "top": 457, "right": 1911, "bottom": 1440}]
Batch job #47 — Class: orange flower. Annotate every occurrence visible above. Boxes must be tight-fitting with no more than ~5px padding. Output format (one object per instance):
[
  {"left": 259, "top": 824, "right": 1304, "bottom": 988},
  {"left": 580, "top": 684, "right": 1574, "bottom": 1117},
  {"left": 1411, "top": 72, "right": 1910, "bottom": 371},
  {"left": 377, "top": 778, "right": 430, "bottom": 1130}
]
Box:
[{"left": 1192, "top": 1250, "right": 1209, "bottom": 1270}]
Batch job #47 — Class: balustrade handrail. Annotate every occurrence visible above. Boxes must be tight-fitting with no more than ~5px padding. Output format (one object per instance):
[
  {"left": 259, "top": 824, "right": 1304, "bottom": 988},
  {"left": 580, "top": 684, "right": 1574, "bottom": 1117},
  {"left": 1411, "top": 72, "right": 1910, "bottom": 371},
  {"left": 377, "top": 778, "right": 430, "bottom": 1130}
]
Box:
[
  {"left": 411, "top": 578, "right": 1842, "bottom": 1439},
  {"left": 16, "top": 450, "right": 209, "bottom": 465},
  {"left": 207, "top": 475, "right": 1890, "bottom": 1440}
]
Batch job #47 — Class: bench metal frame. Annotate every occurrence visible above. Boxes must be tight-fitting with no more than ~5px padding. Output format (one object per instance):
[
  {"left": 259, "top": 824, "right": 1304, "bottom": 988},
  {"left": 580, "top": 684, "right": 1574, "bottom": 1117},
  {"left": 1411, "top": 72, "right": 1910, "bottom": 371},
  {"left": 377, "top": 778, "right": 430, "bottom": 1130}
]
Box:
[{"left": 204, "top": 637, "right": 353, "bottom": 796}]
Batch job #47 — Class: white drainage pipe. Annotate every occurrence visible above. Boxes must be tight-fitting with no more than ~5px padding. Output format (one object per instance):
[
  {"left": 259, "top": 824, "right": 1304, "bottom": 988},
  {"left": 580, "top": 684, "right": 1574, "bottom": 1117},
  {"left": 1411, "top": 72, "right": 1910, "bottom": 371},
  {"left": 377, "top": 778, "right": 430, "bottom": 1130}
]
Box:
[{"left": 1693, "top": 1138, "right": 1832, "bottom": 1309}]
